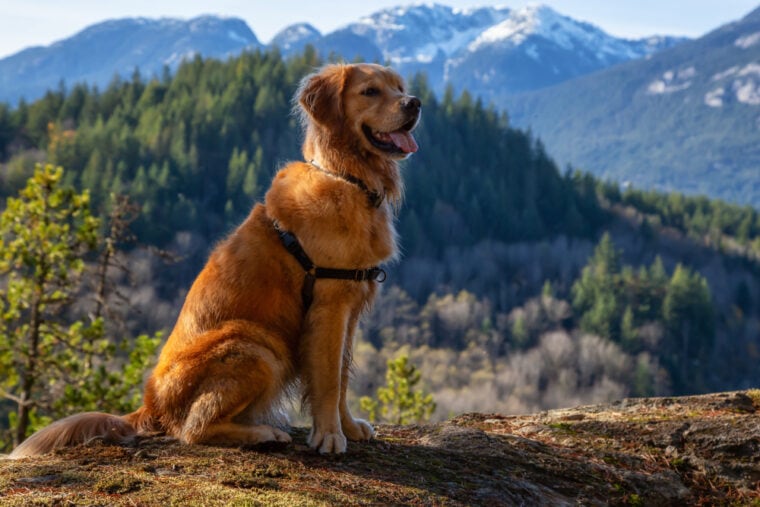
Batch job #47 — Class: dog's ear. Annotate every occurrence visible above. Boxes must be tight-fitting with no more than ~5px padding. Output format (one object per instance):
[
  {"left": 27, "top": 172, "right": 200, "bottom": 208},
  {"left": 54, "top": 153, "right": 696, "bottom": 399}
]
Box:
[{"left": 298, "top": 65, "right": 350, "bottom": 126}]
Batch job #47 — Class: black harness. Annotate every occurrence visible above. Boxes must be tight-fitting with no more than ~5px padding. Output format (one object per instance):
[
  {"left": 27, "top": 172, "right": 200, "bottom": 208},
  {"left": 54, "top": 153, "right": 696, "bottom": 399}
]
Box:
[{"left": 274, "top": 160, "right": 388, "bottom": 309}]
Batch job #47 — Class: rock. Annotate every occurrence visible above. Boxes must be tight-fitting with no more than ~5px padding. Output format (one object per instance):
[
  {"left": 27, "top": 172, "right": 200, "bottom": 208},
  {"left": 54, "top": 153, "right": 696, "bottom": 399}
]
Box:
[{"left": 1, "top": 390, "right": 758, "bottom": 505}]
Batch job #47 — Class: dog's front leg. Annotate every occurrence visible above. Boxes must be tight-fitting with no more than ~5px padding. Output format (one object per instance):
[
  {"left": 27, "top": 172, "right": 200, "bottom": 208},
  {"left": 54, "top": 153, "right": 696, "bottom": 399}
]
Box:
[
  {"left": 339, "top": 309, "right": 374, "bottom": 442},
  {"left": 302, "top": 299, "right": 350, "bottom": 454}
]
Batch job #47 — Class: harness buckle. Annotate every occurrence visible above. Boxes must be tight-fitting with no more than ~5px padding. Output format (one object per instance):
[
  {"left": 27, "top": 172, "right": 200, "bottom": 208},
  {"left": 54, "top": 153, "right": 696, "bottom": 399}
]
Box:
[{"left": 369, "top": 268, "right": 387, "bottom": 283}]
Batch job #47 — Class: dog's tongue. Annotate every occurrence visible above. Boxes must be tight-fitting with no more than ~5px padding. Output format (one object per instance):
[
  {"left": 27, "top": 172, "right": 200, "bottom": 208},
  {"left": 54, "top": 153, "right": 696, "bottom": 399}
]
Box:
[{"left": 389, "top": 130, "right": 419, "bottom": 153}]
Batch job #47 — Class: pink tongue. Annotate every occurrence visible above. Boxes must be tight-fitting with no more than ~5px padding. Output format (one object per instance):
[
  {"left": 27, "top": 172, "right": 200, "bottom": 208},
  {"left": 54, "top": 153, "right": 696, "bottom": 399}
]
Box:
[{"left": 389, "top": 131, "right": 419, "bottom": 153}]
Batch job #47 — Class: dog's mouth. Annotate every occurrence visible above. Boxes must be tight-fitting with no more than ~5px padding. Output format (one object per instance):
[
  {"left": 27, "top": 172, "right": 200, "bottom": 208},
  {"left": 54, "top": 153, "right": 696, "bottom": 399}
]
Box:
[{"left": 362, "top": 117, "right": 419, "bottom": 155}]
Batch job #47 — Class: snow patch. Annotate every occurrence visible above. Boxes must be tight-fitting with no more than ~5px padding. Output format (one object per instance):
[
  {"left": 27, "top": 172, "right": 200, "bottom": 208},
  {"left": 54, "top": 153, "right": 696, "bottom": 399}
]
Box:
[
  {"left": 469, "top": 5, "right": 595, "bottom": 51},
  {"left": 677, "top": 66, "right": 696, "bottom": 80},
  {"left": 738, "top": 62, "right": 760, "bottom": 77},
  {"left": 525, "top": 43, "right": 540, "bottom": 61},
  {"left": 648, "top": 80, "right": 690, "bottom": 94},
  {"left": 470, "top": 7, "right": 540, "bottom": 49},
  {"left": 227, "top": 30, "right": 251, "bottom": 44},
  {"left": 712, "top": 66, "right": 740, "bottom": 81},
  {"left": 468, "top": 4, "right": 640, "bottom": 62},
  {"left": 733, "top": 78, "right": 760, "bottom": 105},
  {"left": 355, "top": 9, "right": 405, "bottom": 33},
  {"left": 351, "top": 4, "right": 512, "bottom": 64},
  {"left": 293, "top": 25, "right": 316, "bottom": 37},
  {"left": 647, "top": 67, "right": 695, "bottom": 95},
  {"left": 408, "top": 25, "right": 492, "bottom": 63},
  {"left": 705, "top": 64, "right": 760, "bottom": 106},
  {"left": 735, "top": 31, "right": 760, "bottom": 49},
  {"left": 704, "top": 87, "right": 725, "bottom": 107},
  {"left": 164, "top": 51, "right": 197, "bottom": 66}
]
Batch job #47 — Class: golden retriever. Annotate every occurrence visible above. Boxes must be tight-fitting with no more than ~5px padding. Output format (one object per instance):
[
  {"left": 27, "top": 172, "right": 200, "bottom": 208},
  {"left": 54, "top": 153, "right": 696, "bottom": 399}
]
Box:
[{"left": 10, "top": 63, "right": 421, "bottom": 457}]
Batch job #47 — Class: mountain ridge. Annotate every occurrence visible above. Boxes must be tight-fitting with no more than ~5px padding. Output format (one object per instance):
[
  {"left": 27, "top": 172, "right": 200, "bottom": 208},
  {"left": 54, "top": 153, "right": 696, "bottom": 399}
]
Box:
[
  {"left": 502, "top": 4, "right": 760, "bottom": 208},
  {"left": 0, "top": 3, "right": 685, "bottom": 104},
  {"left": 4, "top": 4, "right": 757, "bottom": 207},
  {"left": 272, "top": 3, "right": 686, "bottom": 96},
  {"left": 0, "top": 15, "right": 261, "bottom": 104}
]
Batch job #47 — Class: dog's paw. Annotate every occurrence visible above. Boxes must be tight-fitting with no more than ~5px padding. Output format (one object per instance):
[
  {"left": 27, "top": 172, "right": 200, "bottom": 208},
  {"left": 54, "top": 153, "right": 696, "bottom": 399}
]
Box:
[
  {"left": 342, "top": 417, "right": 374, "bottom": 441},
  {"left": 241, "top": 425, "right": 292, "bottom": 450},
  {"left": 247, "top": 425, "right": 292, "bottom": 443},
  {"left": 308, "top": 428, "right": 347, "bottom": 454},
  {"left": 269, "top": 427, "right": 293, "bottom": 443}
]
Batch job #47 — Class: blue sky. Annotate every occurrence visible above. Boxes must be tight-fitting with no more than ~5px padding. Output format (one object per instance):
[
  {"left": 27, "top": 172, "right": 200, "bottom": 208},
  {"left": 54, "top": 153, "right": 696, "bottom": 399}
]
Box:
[{"left": 0, "top": 0, "right": 758, "bottom": 58}]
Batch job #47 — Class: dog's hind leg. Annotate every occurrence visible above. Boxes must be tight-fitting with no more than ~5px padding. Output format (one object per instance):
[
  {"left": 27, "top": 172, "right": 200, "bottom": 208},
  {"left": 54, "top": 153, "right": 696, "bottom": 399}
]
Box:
[
  {"left": 183, "top": 411, "right": 291, "bottom": 446},
  {"left": 154, "top": 320, "right": 293, "bottom": 447},
  {"left": 180, "top": 388, "right": 292, "bottom": 446}
]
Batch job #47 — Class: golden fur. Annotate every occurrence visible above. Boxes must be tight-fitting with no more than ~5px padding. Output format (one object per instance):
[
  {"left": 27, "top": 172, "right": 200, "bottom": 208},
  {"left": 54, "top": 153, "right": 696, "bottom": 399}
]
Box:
[{"left": 9, "top": 63, "right": 420, "bottom": 457}]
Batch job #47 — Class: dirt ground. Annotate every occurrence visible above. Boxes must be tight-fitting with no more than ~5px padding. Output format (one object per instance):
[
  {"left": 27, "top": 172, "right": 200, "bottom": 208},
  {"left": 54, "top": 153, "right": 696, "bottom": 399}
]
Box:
[{"left": 1, "top": 390, "right": 759, "bottom": 506}]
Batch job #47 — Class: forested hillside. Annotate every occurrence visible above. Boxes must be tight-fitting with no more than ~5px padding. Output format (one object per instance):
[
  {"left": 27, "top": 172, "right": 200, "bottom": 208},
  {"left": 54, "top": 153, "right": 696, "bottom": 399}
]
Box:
[
  {"left": 502, "top": 5, "right": 760, "bottom": 208},
  {"left": 1, "top": 48, "right": 759, "bottom": 427},
  {"left": 0, "top": 48, "right": 601, "bottom": 249}
]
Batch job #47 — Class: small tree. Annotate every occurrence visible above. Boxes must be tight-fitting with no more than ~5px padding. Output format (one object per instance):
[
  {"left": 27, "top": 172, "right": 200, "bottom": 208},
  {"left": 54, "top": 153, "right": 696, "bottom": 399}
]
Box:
[
  {"left": 360, "top": 355, "right": 436, "bottom": 425},
  {"left": 662, "top": 264, "right": 714, "bottom": 391},
  {"left": 0, "top": 164, "right": 159, "bottom": 451},
  {"left": 572, "top": 233, "right": 623, "bottom": 341},
  {"left": 0, "top": 164, "right": 101, "bottom": 446}
]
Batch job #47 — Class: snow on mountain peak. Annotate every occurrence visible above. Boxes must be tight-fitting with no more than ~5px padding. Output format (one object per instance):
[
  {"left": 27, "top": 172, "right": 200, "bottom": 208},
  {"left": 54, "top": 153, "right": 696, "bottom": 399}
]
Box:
[
  {"left": 347, "top": 3, "right": 512, "bottom": 64},
  {"left": 467, "top": 4, "right": 642, "bottom": 62},
  {"left": 0, "top": 5, "right": 689, "bottom": 106},
  {"left": 270, "top": 22, "right": 321, "bottom": 50},
  {"left": 469, "top": 4, "right": 549, "bottom": 50}
]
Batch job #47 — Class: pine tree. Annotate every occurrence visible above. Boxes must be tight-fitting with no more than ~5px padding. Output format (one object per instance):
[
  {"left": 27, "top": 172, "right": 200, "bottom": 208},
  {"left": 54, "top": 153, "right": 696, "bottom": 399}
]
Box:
[
  {"left": 620, "top": 305, "right": 638, "bottom": 351},
  {"left": 0, "top": 165, "right": 159, "bottom": 451},
  {"left": 360, "top": 355, "right": 436, "bottom": 424},
  {"left": 0, "top": 164, "right": 100, "bottom": 446},
  {"left": 662, "top": 264, "right": 714, "bottom": 391},
  {"left": 572, "top": 233, "right": 623, "bottom": 341}
]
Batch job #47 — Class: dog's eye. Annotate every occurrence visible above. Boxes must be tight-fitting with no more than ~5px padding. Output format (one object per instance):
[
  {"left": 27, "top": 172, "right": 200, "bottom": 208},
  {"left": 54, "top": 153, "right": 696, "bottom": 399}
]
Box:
[{"left": 361, "top": 87, "right": 380, "bottom": 97}]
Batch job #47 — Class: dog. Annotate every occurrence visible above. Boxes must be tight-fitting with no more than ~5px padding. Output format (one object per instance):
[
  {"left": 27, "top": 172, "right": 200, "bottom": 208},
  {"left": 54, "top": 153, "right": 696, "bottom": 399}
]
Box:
[{"left": 9, "top": 63, "right": 421, "bottom": 457}]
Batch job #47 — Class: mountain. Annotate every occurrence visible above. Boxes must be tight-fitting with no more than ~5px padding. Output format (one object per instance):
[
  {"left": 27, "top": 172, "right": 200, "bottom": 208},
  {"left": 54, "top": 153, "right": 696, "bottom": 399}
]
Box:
[
  {"left": 445, "top": 5, "right": 685, "bottom": 95},
  {"left": 278, "top": 4, "right": 684, "bottom": 96},
  {"left": 269, "top": 23, "right": 321, "bottom": 55},
  {"left": 318, "top": 4, "right": 512, "bottom": 86},
  {"left": 0, "top": 4, "right": 684, "bottom": 104},
  {"left": 0, "top": 16, "right": 261, "bottom": 104},
  {"left": 502, "top": 6, "right": 760, "bottom": 208}
]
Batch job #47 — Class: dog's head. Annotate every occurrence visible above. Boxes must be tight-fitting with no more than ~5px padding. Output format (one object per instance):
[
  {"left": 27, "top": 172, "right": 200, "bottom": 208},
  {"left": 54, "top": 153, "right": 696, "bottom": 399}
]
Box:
[{"left": 297, "top": 63, "right": 421, "bottom": 160}]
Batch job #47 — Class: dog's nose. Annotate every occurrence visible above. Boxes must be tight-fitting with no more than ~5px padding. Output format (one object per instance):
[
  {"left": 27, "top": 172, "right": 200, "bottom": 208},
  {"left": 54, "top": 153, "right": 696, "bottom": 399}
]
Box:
[{"left": 403, "top": 96, "right": 421, "bottom": 113}]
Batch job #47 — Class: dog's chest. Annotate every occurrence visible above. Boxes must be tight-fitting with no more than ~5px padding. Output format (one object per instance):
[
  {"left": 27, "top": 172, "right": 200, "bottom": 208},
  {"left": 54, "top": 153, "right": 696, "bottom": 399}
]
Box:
[
  {"left": 307, "top": 200, "right": 396, "bottom": 268},
  {"left": 266, "top": 165, "right": 398, "bottom": 268}
]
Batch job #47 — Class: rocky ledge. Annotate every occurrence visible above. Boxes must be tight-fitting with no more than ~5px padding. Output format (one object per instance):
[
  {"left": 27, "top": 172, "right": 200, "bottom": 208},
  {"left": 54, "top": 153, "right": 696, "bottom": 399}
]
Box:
[{"left": 1, "top": 390, "right": 759, "bottom": 505}]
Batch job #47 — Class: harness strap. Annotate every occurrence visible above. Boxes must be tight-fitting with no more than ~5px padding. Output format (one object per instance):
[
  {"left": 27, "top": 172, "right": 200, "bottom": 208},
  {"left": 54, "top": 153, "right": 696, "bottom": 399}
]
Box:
[{"left": 275, "top": 226, "right": 386, "bottom": 309}]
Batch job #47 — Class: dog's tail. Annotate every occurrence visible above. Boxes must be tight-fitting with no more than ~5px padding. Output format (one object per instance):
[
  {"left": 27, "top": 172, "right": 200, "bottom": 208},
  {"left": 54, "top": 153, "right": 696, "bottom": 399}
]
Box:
[{"left": 8, "top": 406, "right": 157, "bottom": 459}]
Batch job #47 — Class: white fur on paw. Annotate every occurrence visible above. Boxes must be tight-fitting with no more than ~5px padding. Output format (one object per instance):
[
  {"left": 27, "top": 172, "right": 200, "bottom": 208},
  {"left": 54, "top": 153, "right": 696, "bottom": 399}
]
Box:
[
  {"left": 271, "top": 428, "right": 292, "bottom": 443},
  {"left": 309, "top": 429, "right": 347, "bottom": 454},
  {"left": 250, "top": 425, "right": 292, "bottom": 444},
  {"left": 344, "top": 418, "right": 374, "bottom": 441}
]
